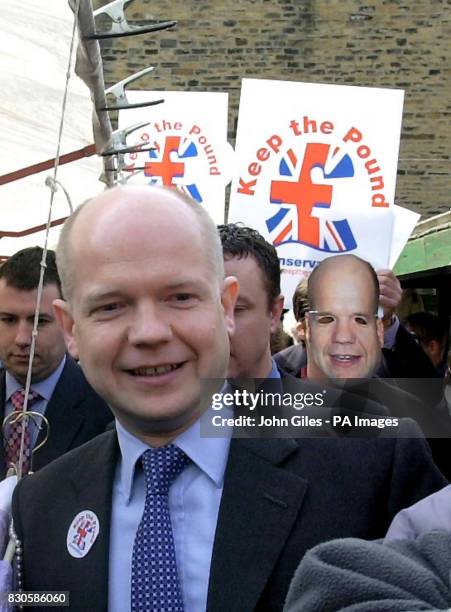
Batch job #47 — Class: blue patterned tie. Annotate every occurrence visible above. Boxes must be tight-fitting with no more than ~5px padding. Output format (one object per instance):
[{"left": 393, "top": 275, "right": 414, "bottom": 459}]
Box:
[{"left": 131, "top": 445, "right": 190, "bottom": 612}]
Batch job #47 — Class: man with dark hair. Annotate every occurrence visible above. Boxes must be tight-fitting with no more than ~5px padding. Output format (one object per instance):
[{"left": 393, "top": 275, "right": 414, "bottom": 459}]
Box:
[
  {"left": 218, "top": 223, "right": 284, "bottom": 379},
  {"left": 0, "top": 246, "right": 112, "bottom": 477},
  {"left": 406, "top": 311, "right": 448, "bottom": 375},
  {"left": 0, "top": 246, "right": 63, "bottom": 295},
  {"left": 292, "top": 277, "right": 309, "bottom": 330},
  {"left": 0, "top": 248, "right": 66, "bottom": 388}
]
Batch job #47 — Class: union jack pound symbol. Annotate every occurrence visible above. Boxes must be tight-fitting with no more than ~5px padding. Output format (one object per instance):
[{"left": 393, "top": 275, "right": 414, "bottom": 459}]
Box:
[
  {"left": 267, "top": 143, "right": 357, "bottom": 252},
  {"left": 73, "top": 520, "right": 93, "bottom": 551}
]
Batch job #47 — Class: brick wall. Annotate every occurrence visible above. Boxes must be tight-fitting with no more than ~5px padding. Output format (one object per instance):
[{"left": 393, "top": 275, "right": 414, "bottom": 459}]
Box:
[{"left": 93, "top": 0, "right": 450, "bottom": 218}]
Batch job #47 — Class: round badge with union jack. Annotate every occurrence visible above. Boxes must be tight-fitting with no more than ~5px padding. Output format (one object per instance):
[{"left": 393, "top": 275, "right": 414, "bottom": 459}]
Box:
[{"left": 67, "top": 510, "right": 99, "bottom": 558}]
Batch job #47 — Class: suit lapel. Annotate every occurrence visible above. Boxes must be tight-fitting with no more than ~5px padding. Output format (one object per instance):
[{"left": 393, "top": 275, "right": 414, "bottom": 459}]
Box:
[
  {"left": 207, "top": 437, "right": 308, "bottom": 612},
  {"left": 0, "top": 371, "right": 6, "bottom": 478},
  {"left": 63, "top": 430, "right": 118, "bottom": 611},
  {"left": 33, "top": 357, "right": 86, "bottom": 469}
]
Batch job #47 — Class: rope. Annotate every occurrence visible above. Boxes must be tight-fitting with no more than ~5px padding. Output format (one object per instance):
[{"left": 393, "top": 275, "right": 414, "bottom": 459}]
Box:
[{"left": 16, "top": 0, "right": 81, "bottom": 480}]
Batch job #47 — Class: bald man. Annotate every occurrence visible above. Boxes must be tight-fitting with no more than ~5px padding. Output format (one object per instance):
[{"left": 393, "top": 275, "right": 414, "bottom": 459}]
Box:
[
  {"left": 305, "top": 255, "right": 384, "bottom": 381},
  {"left": 12, "top": 188, "right": 446, "bottom": 612},
  {"left": 275, "top": 257, "right": 441, "bottom": 388}
]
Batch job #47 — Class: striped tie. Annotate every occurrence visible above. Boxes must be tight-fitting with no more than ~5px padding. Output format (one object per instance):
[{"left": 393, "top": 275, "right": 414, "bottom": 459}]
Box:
[{"left": 4, "top": 388, "right": 40, "bottom": 475}]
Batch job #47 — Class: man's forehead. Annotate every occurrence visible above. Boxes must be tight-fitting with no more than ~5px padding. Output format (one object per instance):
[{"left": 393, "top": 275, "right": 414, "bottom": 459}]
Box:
[
  {"left": 75, "top": 188, "right": 196, "bottom": 230},
  {"left": 313, "top": 294, "right": 375, "bottom": 314},
  {"left": 313, "top": 281, "right": 375, "bottom": 314},
  {"left": 0, "top": 295, "right": 55, "bottom": 317},
  {"left": 0, "top": 281, "right": 58, "bottom": 299},
  {"left": 224, "top": 254, "right": 265, "bottom": 282},
  {"left": 72, "top": 205, "right": 201, "bottom": 264},
  {"left": 314, "top": 260, "right": 374, "bottom": 292}
]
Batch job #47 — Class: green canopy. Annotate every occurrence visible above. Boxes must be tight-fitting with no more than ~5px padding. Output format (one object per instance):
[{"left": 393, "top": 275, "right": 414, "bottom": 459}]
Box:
[{"left": 394, "top": 211, "right": 451, "bottom": 278}]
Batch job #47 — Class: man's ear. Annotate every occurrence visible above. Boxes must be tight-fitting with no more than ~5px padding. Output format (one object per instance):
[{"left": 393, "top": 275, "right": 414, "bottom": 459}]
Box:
[
  {"left": 376, "top": 318, "right": 384, "bottom": 348},
  {"left": 53, "top": 299, "right": 79, "bottom": 360},
  {"left": 221, "top": 276, "right": 239, "bottom": 335},
  {"left": 304, "top": 312, "right": 312, "bottom": 346},
  {"left": 269, "top": 294, "right": 285, "bottom": 334},
  {"left": 296, "top": 319, "right": 306, "bottom": 343},
  {"left": 424, "top": 339, "right": 442, "bottom": 364}
]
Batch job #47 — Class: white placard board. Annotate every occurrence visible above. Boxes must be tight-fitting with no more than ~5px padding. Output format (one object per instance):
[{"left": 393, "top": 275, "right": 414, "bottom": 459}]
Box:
[
  {"left": 229, "top": 79, "right": 404, "bottom": 301},
  {"left": 390, "top": 205, "right": 421, "bottom": 268},
  {"left": 119, "top": 90, "right": 234, "bottom": 224}
]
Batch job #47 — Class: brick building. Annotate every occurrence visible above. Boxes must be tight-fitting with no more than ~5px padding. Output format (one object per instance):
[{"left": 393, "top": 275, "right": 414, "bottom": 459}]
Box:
[{"left": 94, "top": 0, "right": 450, "bottom": 219}]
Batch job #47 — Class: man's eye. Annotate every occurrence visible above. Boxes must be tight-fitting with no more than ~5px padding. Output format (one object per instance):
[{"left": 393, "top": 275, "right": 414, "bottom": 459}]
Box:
[
  {"left": 37, "top": 317, "right": 50, "bottom": 327},
  {"left": 234, "top": 305, "right": 247, "bottom": 313},
  {"left": 316, "top": 315, "right": 335, "bottom": 325},
  {"left": 354, "top": 316, "right": 369, "bottom": 325},
  {"left": 0, "top": 316, "right": 15, "bottom": 325},
  {"left": 97, "top": 303, "right": 122, "bottom": 313},
  {"left": 171, "top": 293, "right": 197, "bottom": 305}
]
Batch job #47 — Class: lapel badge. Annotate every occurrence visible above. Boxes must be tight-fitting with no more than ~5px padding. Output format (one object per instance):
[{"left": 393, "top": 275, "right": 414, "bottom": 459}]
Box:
[{"left": 67, "top": 510, "right": 100, "bottom": 558}]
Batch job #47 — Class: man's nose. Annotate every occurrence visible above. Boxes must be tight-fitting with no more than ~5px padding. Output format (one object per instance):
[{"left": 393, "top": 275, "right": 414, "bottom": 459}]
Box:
[
  {"left": 332, "top": 317, "right": 355, "bottom": 343},
  {"left": 14, "top": 321, "right": 32, "bottom": 348},
  {"left": 127, "top": 303, "right": 173, "bottom": 346}
]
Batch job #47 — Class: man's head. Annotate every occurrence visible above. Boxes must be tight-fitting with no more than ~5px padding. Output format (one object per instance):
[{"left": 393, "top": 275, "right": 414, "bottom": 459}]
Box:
[
  {"left": 0, "top": 247, "right": 66, "bottom": 383},
  {"left": 305, "top": 255, "right": 384, "bottom": 381},
  {"left": 405, "top": 312, "right": 447, "bottom": 368},
  {"left": 218, "top": 224, "right": 284, "bottom": 379},
  {"left": 54, "top": 186, "right": 237, "bottom": 445}
]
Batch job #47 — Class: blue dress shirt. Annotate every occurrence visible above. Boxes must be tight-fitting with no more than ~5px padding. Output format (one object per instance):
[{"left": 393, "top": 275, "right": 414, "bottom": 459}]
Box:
[
  {"left": 383, "top": 315, "right": 400, "bottom": 349},
  {"left": 108, "top": 411, "right": 232, "bottom": 612},
  {"left": 4, "top": 355, "right": 66, "bottom": 447},
  {"left": 268, "top": 358, "right": 281, "bottom": 379}
]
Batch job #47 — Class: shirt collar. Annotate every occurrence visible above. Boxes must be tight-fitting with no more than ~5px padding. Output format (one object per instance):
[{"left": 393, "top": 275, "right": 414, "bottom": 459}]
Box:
[
  {"left": 116, "top": 405, "right": 232, "bottom": 504},
  {"left": 5, "top": 355, "right": 66, "bottom": 402},
  {"left": 268, "top": 358, "right": 281, "bottom": 379}
]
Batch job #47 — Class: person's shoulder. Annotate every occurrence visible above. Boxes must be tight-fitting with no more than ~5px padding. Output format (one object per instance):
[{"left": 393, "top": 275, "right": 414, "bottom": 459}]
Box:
[
  {"left": 386, "top": 484, "right": 451, "bottom": 541},
  {"left": 17, "top": 430, "right": 116, "bottom": 493},
  {"left": 54, "top": 355, "right": 112, "bottom": 416},
  {"left": 58, "top": 355, "right": 95, "bottom": 391},
  {"left": 274, "top": 344, "right": 306, "bottom": 376}
]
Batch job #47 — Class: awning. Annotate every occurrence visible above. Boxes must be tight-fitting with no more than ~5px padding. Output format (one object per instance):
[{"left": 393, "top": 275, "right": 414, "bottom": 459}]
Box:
[{"left": 394, "top": 210, "right": 451, "bottom": 279}]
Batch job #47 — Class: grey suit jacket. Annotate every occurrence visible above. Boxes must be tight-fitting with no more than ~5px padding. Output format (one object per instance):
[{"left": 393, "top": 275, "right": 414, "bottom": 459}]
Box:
[{"left": 284, "top": 531, "right": 451, "bottom": 612}]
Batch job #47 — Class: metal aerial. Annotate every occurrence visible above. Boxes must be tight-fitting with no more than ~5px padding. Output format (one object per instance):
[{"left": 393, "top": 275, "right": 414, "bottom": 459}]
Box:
[{"left": 3, "top": 0, "right": 175, "bottom": 561}]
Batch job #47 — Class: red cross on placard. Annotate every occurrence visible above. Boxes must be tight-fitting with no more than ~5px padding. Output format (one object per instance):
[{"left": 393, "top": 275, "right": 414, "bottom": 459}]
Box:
[
  {"left": 144, "top": 136, "right": 185, "bottom": 186},
  {"left": 270, "top": 143, "right": 333, "bottom": 247}
]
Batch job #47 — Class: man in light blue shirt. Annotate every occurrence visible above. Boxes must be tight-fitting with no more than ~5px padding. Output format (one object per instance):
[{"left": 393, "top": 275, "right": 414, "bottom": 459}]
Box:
[
  {"left": 11, "top": 187, "right": 447, "bottom": 612},
  {"left": 109, "top": 414, "right": 231, "bottom": 612}
]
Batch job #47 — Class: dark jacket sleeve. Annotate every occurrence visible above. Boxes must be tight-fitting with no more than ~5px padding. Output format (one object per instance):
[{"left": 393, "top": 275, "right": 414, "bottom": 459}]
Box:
[{"left": 284, "top": 531, "right": 451, "bottom": 612}]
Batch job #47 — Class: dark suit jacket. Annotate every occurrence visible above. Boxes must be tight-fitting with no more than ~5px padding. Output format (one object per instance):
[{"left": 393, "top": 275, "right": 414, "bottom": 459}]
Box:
[
  {"left": 12, "top": 419, "right": 446, "bottom": 612},
  {"left": 0, "top": 356, "right": 113, "bottom": 477},
  {"left": 273, "top": 360, "right": 451, "bottom": 479}
]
